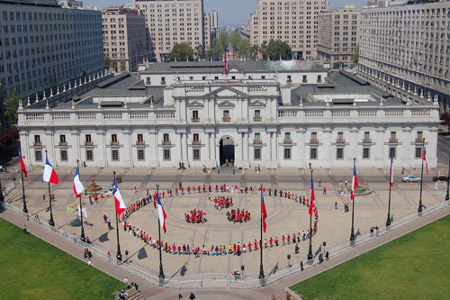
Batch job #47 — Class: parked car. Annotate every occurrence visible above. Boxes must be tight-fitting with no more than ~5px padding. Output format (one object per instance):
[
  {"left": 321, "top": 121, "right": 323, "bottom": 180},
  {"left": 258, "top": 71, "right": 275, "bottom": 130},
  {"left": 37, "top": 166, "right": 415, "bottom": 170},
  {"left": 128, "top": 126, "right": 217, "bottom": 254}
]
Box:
[
  {"left": 402, "top": 175, "right": 422, "bottom": 183},
  {"left": 432, "top": 173, "right": 448, "bottom": 182}
]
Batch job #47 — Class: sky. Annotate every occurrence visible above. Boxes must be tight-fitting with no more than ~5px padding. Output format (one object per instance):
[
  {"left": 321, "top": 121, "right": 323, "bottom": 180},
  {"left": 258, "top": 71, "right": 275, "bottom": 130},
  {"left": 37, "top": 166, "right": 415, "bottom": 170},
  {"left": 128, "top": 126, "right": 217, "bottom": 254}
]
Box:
[{"left": 84, "top": 0, "right": 367, "bottom": 26}]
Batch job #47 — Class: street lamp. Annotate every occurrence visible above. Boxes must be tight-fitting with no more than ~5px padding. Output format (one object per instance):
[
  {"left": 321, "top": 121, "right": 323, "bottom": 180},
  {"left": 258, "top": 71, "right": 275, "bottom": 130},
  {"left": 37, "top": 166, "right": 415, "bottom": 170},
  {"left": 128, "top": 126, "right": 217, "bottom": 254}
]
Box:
[
  {"left": 307, "top": 164, "right": 313, "bottom": 261},
  {"left": 446, "top": 155, "right": 449, "bottom": 201}
]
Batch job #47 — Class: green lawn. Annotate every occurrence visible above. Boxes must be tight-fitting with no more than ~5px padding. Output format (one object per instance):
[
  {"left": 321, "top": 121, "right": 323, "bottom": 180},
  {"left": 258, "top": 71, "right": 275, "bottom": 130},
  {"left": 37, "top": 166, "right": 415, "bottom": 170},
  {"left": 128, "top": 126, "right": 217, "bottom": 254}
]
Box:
[
  {"left": 0, "top": 218, "right": 123, "bottom": 300},
  {"left": 290, "top": 215, "right": 450, "bottom": 300}
]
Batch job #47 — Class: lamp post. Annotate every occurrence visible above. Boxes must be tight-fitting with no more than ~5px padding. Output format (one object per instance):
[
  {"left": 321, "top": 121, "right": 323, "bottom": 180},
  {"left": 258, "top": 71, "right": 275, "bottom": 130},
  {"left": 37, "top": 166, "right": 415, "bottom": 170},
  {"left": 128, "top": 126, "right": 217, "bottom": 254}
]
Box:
[
  {"left": 156, "top": 184, "right": 165, "bottom": 282},
  {"left": 77, "top": 160, "right": 85, "bottom": 242},
  {"left": 21, "top": 162, "right": 28, "bottom": 213},
  {"left": 307, "top": 165, "right": 313, "bottom": 260},
  {"left": 418, "top": 138, "right": 425, "bottom": 213},
  {"left": 259, "top": 184, "right": 265, "bottom": 281},
  {"left": 113, "top": 171, "right": 122, "bottom": 261},
  {"left": 46, "top": 150, "right": 55, "bottom": 226},
  {"left": 446, "top": 155, "right": 449, "bottom": 201},
  {"left": 350, "top": 158, "right": 356, "bottom": 241},
  {"left": 386, "top": 155, "right": 393, "bottom": 227}
]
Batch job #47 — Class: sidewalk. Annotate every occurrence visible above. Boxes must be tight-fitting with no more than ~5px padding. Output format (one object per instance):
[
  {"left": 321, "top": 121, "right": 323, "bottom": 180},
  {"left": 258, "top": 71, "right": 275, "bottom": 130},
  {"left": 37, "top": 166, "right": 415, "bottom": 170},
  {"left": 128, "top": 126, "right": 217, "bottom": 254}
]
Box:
[{"left": 1, "top": 201, "right": 448, "bottom": 299}]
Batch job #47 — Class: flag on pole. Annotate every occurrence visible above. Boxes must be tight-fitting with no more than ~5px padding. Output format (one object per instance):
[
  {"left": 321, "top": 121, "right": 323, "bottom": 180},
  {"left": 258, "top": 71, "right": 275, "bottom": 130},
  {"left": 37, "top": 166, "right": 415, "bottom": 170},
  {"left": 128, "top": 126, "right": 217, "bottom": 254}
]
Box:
[
  {"left": 78, "top": 205, "right": 88, "bottom": 218},
  {"left": 224, "top": 46, "right": 228, "bottom": 75},
  {"left": 43, "top": 156, "right": 59, "bottom": 184},
  {"left": 157, "top": 193, "right": 167, "bottom": 233},
  {"left": 19, "top": 148, "right": 27, "bottom": 177},
  {"left": 390, "top": 156, "right": 394, "bottom": 187},
  {"left": 232, "top": 48, "right": 235, "bottom": 60},
  {"left": 423, "top": 144, "right": 429, "bottom": 175},
  {"left": 73, "top": 167, "right": 85, "bottom": 198},
  {"left": 261, "top": 193, "right": 267, "bottom": 233},
  {"left": 351, "top": 165, "right": 359, "bottom": 201},
  {"left": 309, "top": 178, "right": 315, "bottom": 216},
  {"left": 113, "top": 180, "right": 126, "bottom": 215}
]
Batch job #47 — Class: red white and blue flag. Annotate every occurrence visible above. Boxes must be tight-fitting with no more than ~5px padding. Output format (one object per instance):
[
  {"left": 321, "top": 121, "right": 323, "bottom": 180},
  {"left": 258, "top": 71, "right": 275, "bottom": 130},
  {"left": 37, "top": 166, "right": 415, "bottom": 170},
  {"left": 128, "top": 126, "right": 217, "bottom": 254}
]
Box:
[
  {"left": 224, "top": 46, "right": 228, "bottom": 75},
  {"left": 43, "top": 155, "right": 59, "bottom": 184},
  {"left": 232, "top": 48, "right": 235, "bottom": 60},
  {"left": 73, "top": 167, "right": 85, "bottom": 198},
  {"left": 423, "top": 145, "right": 429, "bottom": 175},
  {"left": 19, "top": 148, "right": 27, "bottom": 177},
  {"left": 351, "top": 165, "right": 359, "bottom": 201},
  {"left": 309, "top": 178, "right": 315, "bottom": 216},
  {"left": 261, "top": 193, "right": 267, "bottom": 233},
  {"left": 113, "top": 180, "right": 126, "bottom": 215},
  {"left": 157, "top": 192, "right": 167, "bottom": 233}
]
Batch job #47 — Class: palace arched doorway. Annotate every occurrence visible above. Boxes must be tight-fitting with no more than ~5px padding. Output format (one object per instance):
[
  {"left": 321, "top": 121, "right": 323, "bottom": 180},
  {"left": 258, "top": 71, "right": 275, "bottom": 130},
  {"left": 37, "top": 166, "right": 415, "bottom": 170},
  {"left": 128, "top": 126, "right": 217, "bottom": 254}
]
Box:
[{"left": 219, "top": 136, "right": 235, "bottom": 166}]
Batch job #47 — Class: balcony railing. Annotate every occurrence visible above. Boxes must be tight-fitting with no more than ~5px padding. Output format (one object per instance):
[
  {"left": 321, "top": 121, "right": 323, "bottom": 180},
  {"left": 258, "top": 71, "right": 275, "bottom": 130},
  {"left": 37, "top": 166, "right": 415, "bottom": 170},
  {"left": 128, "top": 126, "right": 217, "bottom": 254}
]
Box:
[
  {"left": 223, "top": 117, "right": 231, "bottom": 122},
  {"left": 415, "top": 138, "right": 424, "bottom": 143},
  {"left": 254, "top": 140, "right": 262, "bottom": 144},
  {"left": 193, "top": 140, "right": 201, "bottom": 145},
  {"left": 136, "top": 140, "right": 145, "bottom": 145},
  {"left": 59, "top": 141, "right": 67, "bottom": 146},
  {"left": 253, "top": 117, "right": 262, "bottom": 122},
  {"left": 284, "top": 139, "right": 292, "bottom": 144},
  {"left": 111, "top": 141, "right": 119, "bottom": 146},
  {"left": 336, "top": 138, "right": 345, "bottom": 144},
  {"left": 310, "top": 139, "right": 319, "bottom": 144},
  {"left": 163, "top": 140, "right": 171, "bottom": 145},
  {"left": 85, "top": 141, "right": 93, "bottom": 146},
  {"left": 362, "top": 138, "right": 372, "bottom": 144},
  {"left": 192, "top": 118, "right": 200, "bottom": 123},
  {"left": 389, "top": 138, "right": 398, "bottom": 144},
  {"left": 34, "top": 141, "right": 42, "bottom": 147}
]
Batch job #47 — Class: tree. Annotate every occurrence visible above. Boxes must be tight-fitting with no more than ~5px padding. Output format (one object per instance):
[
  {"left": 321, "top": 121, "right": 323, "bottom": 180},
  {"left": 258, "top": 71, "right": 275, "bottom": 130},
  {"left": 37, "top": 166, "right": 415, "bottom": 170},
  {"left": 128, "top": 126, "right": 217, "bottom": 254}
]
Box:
[
  {"left": 250, "top": 45, "right": 260, "bottom": 60},
  {"left": 263, "top": 39, "right": 292, "bottom": 60},
  {"left": 236, "top": 39, "right": 250, "bottom": 60},
  {"left": 353, "top": 44, "right": 359, "bottom": 64},
  {"left": 214, "top": 32, "right": 229, "bottom": 60},
  {"left": 229, "top": 30, "right": 242, "bottom": 49},
  {"left": 4, "top": 91, "right": 21, "bottom": 126},
  {"left": 169, "top": 43, "right": 194, "bottom": 62}
]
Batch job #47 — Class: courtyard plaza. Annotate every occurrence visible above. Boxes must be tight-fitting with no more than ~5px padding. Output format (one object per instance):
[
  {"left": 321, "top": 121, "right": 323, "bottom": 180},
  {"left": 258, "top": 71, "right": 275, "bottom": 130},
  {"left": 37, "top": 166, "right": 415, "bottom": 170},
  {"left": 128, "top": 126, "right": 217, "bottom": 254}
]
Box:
[{"left": 3, "top": 163, "right": 448, "bottom": 282}]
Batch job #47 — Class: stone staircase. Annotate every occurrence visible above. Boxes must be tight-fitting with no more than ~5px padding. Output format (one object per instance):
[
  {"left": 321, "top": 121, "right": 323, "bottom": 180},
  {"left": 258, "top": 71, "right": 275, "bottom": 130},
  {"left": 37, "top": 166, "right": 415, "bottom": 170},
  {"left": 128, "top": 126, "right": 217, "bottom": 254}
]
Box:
[{"left": 114, "top": 287, "right": 145, "bottom": 300}]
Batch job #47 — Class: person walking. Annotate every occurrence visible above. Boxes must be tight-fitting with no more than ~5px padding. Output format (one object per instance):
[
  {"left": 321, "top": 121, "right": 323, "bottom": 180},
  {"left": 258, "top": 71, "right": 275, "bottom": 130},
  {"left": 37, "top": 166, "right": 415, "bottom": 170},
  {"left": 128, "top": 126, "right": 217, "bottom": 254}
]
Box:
[
  {"left": 189, "top": 292, "right": 196, "bottom": 300},
  {"left": 23, "top": 224, "right": 27, "bottom": 234},
  {"left": 323, "top": 186, "right": 327, "bottom": 194}
]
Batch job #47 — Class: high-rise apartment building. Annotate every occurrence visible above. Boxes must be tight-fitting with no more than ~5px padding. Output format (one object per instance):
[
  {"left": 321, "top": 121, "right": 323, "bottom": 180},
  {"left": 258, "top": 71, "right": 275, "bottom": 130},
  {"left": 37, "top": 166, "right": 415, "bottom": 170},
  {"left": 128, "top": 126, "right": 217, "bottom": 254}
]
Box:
[
  {"left": 0, "top": 0, "right": 104, "bottom": 99},
  {"left": 132, "top": 0, "right": 204, "bottom": 62},
  {"left": 250, "top": 0, "right": 329, "bottom": 60},
  {"left": 102, "top": 6, "right": 147, "bottom": 72},
  {"left": 317, "top": 5, "right": 360, "bottom": 65},
  {"left": 210, "top": 10, "right": 218, "bottom": 29},
  {"left": 358, "top": 1, "right": 450, "bottom": 109},
  {"left": 203, "top": 12, "right": 211, "bottom": 48}
]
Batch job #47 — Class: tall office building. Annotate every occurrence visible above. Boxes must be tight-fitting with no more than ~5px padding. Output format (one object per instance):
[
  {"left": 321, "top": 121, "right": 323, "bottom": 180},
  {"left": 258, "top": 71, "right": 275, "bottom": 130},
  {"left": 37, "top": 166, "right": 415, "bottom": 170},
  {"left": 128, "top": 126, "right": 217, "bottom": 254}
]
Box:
[
  {"left": 0, "top": 0, "right": 104, "bottom": 99},
  {"left": 203, "top": 12, "right": 211, "bottom": 48},
  {"left": 132, "top": 0, "right": 204, "bottom": 62},
  {"left": 358, "top": 1, "right": 450, "bottom": 109},
  {"left": 102, "top": 6, "right": 147, "bottom": 72},
  {"left": 250, "top": 0, "right": 329, "bottom": 60},
  {"left": 317, "top": 5, "right": 360, "bottom": 65}
]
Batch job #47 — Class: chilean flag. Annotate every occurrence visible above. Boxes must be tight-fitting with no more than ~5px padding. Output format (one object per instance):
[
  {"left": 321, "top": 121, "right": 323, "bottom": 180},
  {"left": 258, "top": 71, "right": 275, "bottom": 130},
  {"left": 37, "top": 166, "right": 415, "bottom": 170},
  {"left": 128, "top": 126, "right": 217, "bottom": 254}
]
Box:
[
  {"left": 43, "top": 156, "right": 59, "bottom": 184},
  {"left": 19, "top": 148, "right": 27, "bottom": 177},
  {"left": 261, "top": 193, "right": 267, "bottom": 233},
  {"left": 157, "top": 193, "right": 167, "bottom": 233},
  {"left": 351, "top": 165, "right": 359, "bottom": 201},
  {"left": 309, "top": 178, "right": 315, "bottom": 216},
  {"left": 224, "top": 46, "right": 228, "bottom": 75},
  {"left": 73, "top": 167, "right": 85, "bottom": 198},
  {"left": 390, "top": 156, "right": 394, "bottom": 187},
  {"left": 423, "top": 145, "right": 429, "bottom": 175},
  {"left": 113, "top": 180, "right": 126, "bottom": 215},
  {"left": 232, "top": 48, "right": 235, "bottom": 60}
]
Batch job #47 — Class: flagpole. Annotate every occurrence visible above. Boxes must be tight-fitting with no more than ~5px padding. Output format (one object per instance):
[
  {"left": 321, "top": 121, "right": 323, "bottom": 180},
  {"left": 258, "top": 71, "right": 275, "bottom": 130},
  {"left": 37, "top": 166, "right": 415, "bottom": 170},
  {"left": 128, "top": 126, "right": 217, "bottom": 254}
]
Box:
[
  {"left": 46, "top": 150, "right": 55, "bottom": 227},
  {"left": 113, "top": 171, "right": 122, "bottom": 261},
  {"left": 21, "top": 167, "right": 28, "bottom": 213},
  {"left": 307, "top": 168, "right": 313, "bottom": 260},
  {"left": 77, "top": 160, "right": 85, "bottom": 242},
  {"left": 386, "top": 155, "right": 393, "bottom": 227},
  {"left": 350, "top": 158, "right": 356, "bottom": 242},
  {"left": 418, "top": 138, "right": 425, "bottom": 213},
  {"left": 259, "top": 184, "right": 265, "bottom": 281},
  {"left": 157, "top": 184, "right": 165, "bottom": 282}
]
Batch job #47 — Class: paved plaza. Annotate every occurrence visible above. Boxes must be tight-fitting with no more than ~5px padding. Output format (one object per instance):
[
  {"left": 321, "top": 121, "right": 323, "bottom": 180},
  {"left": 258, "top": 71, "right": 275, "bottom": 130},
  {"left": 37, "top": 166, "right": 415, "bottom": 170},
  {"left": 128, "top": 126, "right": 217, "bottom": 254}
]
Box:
[{"left": 3, "top": 162, "right": 449, "bottom": 287}]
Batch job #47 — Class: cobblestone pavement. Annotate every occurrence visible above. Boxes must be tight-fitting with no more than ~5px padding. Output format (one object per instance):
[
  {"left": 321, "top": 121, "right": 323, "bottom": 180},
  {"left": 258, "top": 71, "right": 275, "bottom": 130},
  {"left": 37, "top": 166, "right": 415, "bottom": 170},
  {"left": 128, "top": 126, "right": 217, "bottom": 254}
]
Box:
[{"left": 1, "top": 162, "right": 449, "bottom": 299}]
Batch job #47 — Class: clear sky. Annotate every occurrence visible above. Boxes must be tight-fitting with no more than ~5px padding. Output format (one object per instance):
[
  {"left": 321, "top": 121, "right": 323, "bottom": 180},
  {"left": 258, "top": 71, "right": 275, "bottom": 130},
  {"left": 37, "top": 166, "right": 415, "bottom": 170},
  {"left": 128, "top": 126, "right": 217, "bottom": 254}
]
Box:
[{"left": 84, "top": 0, "right": 367, "bottom": 26}]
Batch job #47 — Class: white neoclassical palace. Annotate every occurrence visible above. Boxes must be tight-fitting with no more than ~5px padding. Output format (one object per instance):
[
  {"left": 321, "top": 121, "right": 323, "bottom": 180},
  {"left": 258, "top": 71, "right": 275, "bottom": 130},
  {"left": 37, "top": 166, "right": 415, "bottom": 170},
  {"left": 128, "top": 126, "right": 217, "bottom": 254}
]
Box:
[{"left": 18, "top": 61, "right": 439, "bottom": 169}]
